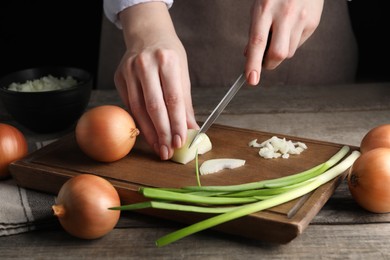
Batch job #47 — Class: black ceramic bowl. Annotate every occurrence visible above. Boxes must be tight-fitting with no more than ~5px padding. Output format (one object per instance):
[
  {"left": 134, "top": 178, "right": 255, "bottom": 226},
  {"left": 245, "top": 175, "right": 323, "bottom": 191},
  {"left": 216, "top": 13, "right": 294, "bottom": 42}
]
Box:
[{"left": 0, "top": 67, "right": 92, "bottom": 133}]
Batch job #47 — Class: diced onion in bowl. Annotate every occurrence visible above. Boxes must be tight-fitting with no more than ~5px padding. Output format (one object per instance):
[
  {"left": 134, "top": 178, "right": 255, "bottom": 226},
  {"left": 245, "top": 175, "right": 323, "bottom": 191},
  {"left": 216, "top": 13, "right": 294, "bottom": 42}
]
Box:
[{"left": 7, "top": 74, "right": 78, "bottom": 92}]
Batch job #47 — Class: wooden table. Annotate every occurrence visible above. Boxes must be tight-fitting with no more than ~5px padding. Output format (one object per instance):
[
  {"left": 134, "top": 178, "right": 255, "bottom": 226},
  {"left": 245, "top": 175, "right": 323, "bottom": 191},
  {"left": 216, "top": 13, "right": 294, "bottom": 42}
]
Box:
[{"left": 1, "top": 82, "right": 390, "bottom": 259}]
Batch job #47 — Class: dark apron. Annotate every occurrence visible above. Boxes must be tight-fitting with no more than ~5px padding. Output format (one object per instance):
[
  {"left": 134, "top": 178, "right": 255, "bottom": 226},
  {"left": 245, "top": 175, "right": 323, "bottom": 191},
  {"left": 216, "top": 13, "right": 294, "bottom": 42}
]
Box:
[
  {"left": 97, "top": 0, "right": 358, "bottom": 89},
  {"left": 170, "top": 0, "right": 358, "bottom": 88}
]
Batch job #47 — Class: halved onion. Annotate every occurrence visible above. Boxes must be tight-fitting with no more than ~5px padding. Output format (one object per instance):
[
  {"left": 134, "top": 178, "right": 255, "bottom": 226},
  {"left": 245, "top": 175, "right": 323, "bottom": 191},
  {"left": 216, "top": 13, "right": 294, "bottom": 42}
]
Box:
[{"left": 171, "top": 129, "right": 212, "bottom": 164}]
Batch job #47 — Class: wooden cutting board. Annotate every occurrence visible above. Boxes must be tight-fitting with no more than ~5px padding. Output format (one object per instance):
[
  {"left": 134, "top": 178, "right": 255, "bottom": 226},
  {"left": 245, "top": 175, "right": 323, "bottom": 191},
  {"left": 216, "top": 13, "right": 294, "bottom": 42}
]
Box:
[{"left": 9, "top": 124, "right": 355, "bottom": 243}]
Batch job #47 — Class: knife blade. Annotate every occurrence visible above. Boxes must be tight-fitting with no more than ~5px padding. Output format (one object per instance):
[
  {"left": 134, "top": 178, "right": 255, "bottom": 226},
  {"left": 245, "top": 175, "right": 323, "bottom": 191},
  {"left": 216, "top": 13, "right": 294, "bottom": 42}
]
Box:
[{"left": 188, "top": 72, "right": 247, "bottom": 148}]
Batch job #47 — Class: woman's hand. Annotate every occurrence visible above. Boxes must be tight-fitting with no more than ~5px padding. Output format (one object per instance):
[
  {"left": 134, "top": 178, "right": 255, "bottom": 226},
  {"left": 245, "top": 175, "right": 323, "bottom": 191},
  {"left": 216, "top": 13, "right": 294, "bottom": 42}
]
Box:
[
  {"left": 115, "top": 2, "right": 198, "bottom": 160},
  {"left": 245, "top": 0, "right": 324, "bottom": 85}
]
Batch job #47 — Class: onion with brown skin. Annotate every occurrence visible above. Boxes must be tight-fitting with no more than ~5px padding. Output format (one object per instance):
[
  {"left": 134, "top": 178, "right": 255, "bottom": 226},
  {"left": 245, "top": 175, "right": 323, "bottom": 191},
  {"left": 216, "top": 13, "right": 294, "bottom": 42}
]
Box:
[
  {"left": 347, "top": 148, "right": 390, "bottom": 213},
  {"left": 0, "top": 123, "right": 28, "bottom": 179},
  {"left": 75, "top": 105, "right": 140, "bottom": 162},
  {"left": 52, "top": 174, "right": 121, "bottom": 239},
  {"left": 360, "top": 124, "right": 390, "bottom": 153}
]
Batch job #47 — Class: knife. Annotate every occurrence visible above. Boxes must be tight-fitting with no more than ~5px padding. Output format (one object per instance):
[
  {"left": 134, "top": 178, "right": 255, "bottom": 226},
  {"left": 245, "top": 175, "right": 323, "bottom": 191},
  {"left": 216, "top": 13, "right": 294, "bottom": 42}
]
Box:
[{"left": 188, "top": 72, "right": 247, "bottom": 148}]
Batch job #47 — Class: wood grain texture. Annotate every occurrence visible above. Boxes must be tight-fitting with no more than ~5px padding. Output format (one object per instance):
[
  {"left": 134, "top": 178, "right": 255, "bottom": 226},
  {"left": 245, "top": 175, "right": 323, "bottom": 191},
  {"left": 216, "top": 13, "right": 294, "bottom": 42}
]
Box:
[
  {"left": 1, "top": 223, "right": 390, "bottom": 259},
  {"left": 10, "top": 124, "right": 353, "bottom": 244},
  {"left": 1, "top": 82, "right": 390, "bottom": 258}
]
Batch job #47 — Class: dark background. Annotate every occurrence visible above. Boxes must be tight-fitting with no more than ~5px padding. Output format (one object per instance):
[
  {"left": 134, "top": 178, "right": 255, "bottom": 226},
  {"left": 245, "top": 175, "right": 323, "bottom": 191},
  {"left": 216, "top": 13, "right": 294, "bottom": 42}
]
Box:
[
  {"left": 0, "top": 1, "right": 389, "bottom": 89},
  {"left": 348, "top": 0, "right": 390, "bottom": 83},
  {"left": 0, "top": 1, "right": 103, "bottom": 88}
]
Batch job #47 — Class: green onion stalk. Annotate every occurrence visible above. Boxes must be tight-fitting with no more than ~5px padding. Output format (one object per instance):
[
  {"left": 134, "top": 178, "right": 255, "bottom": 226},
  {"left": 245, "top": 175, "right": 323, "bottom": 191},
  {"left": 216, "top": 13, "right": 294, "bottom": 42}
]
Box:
[
  {"left": 110, "top": 145, "right": 359, "bottom": 247},
  {"left": 155, "top": 149, "right": 360, "bottom": 247},
  {"left": 183, "top": 145, "right": 350, "bottom": 192}
]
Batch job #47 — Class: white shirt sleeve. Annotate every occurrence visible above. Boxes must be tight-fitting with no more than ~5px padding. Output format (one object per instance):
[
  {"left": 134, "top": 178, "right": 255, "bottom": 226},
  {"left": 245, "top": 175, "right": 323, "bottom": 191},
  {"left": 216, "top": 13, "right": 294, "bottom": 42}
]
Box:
[{"left": 103, "top": 0, "right": 174, "bottom": 29}]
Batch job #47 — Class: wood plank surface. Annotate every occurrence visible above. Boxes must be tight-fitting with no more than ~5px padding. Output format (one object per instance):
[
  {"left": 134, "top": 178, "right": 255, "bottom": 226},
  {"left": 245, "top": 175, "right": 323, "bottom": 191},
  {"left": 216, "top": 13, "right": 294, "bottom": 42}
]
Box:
[
  {"left": 1, "top": 82, "right": 390, "bottom": 258},
  {"left": 1, "top": 221, "right": 390, "bottom": 259}
]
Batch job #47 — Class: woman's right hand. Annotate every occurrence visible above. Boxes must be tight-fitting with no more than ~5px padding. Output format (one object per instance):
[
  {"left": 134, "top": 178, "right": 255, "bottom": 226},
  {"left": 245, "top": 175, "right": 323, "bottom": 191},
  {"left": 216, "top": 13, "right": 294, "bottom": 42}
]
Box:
[
  {"left": 115, "top": 2, "right": 198, "bottom": 160},
  {"left": 245, "top": 0, "right": 324, "bottom": 85}
]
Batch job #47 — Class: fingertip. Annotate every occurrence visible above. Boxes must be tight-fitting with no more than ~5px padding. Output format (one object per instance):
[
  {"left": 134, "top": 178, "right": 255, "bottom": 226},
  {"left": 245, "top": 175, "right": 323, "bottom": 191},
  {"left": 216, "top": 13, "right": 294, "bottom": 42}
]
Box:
[
  {"left": 247, "top": 70, "right": 259, "bottom": 86},
  {"left": 173, "top": 134, "right": 182, "bottom": 149},
  {"left": 159, "top": 145, "right": 169, "bottom": 161}
]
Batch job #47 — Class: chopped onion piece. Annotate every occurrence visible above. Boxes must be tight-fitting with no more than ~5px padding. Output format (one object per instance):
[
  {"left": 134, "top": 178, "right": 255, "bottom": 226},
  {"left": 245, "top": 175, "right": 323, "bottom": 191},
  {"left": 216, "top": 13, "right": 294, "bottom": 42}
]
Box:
[
  {"left": 248, "top": 139, "right": 261, "bottom": 147},
  {"left": 199, "top": 158, "right": 246, "bottom": 175},
  {"left": 250, "top": 136, "right": 307, "bottom": 159},
  {"left": 171, "top": 129, "right": 212, "bottom": 164}
]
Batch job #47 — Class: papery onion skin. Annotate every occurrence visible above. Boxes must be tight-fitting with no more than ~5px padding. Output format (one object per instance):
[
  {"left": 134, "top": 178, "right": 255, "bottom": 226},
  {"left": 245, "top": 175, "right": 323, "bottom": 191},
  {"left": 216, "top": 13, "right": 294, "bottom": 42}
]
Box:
[
  {"left": 0, "top": 123, "right": 28, "bottom": 179},
  {"left": 347, "top": 148, "right": 390, "bottom": 213},
  {"left": 75, "top": 105, "right": 140, "bottom": 162},
  {"left": 360, "top": 124, "right": 390, "bottom": 154},
  {"left": 52, "top": 174, "right": 121, "bottom": 239}
]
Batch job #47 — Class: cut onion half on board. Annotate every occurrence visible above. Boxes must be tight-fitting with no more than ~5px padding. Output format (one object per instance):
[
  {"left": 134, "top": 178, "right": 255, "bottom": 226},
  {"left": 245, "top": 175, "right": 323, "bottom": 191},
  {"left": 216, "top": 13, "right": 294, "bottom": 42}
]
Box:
[{"left": 171, "top": 129, "right": 212, "bottom": 164}]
